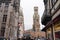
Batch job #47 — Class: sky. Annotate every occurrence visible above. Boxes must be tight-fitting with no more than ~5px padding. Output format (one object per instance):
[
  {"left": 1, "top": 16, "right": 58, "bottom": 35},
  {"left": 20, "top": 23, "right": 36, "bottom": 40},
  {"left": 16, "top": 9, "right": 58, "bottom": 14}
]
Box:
[{"left": 20, "top": 0, "right": 45, "bottom": 30}]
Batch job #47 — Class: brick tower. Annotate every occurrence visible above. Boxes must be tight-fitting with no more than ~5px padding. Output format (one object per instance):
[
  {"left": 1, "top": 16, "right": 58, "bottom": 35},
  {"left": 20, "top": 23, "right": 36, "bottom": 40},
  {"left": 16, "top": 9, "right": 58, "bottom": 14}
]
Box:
[{"left": 33, "top": 7, "right": 40, "bottom": 32}]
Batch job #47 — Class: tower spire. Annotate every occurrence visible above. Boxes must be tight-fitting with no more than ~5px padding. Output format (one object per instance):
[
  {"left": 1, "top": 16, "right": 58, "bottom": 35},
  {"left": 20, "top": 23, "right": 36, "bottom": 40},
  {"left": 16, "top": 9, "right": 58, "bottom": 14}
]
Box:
[{"left": 33, "top": 6, "right": 40, "bottom": 32}]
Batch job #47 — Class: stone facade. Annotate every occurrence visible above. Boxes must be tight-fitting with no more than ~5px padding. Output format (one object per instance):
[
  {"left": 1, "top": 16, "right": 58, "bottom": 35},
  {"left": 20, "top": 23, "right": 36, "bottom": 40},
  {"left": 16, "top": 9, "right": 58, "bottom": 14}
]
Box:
[
  {"left": 33, "top": 7, "right": 40, "bottom": 32},
  {"left": 0, "top": 0, "right": 20, "bottom": 40},
  {"left": 18, "top": 7, "right": 24, "bottom": 39}
]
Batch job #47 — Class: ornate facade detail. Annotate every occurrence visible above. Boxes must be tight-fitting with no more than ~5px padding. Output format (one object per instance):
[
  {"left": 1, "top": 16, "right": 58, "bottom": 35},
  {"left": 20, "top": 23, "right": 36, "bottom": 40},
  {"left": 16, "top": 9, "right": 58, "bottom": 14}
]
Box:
[
  {"left": 0, "top": 0, "right": 20, "bottom": 40},
  {"left": 33, "top": 7, "right": 40, "bottom": 32}
]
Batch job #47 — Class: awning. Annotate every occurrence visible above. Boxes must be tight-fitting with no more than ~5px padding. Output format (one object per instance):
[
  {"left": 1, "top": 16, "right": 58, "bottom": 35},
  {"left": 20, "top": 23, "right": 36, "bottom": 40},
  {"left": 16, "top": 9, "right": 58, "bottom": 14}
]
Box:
[
  {"left": 41, "top": 10, "right": 51, "bottom": 25},
  {"left": 41, "top": 15, "right": 60, "bottom": 31}
]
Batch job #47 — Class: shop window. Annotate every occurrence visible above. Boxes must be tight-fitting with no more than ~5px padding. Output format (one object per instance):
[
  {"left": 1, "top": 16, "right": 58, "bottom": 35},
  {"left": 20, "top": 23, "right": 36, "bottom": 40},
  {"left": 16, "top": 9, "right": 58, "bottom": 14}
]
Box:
[
  {"left": 47, "top": 28, "right": 52, "bottom": 40},
  {"left": 0, "top": 4, "right": 2, "bottom": 12},
  {"left": 55, "top": 31, "right": 60, "bottom": 40},
  {"left": 54, "top": 23, "right": 60, "bottom": 40},
  {"left": 0, "top": 6, "right": 2, "bottom": 12}
]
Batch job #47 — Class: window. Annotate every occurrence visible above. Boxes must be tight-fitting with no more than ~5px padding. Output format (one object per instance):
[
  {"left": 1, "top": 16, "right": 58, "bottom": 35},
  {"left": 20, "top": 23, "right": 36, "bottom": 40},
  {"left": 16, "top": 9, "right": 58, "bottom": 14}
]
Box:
[
  {"left": 0, "top": 21, "right": 6, "bottom": 36},
  {"left": 2, "top": 15, "right": 7, "bottom": 22},
  {"left": 33, "top": 25, "right": 35, "bottom": 31},
  {"left": 47, "top": 28, "right": 52, "bottom": 40},
  {"left": 54, "top": 23, "right": 60, "bottom": 40},
  {"left": 55, "top": 31, "right": 60, "bottom": 40},
  {"left": 1, "top": 25, "right": 5, "bottom": 36},
  {"left": 5, "top": 5, "right": 8, "bottom": 8},
  {"left": 5, "top": 2, "right": 9, "bottom": 9},
  {"left": 0, "top": 2, "right": 1, "bottom": 5},
  {"left": 5, "top": 2, "right": 9, "bottom": 5}
]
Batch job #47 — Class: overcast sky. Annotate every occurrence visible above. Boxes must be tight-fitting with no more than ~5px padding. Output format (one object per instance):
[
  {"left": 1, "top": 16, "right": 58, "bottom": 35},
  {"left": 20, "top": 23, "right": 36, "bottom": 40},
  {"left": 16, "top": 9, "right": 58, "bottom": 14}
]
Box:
[{"left": 20, "top": 0, "right": 45, "bottom": 30}]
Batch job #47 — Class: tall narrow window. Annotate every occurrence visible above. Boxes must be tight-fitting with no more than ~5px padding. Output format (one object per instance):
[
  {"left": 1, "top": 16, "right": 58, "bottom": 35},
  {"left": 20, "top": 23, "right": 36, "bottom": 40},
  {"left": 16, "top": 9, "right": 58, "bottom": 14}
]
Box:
[
  {"left": 5, "top": 2, "right": 9, "bottom": 11},
  {"left": 33, "top": 25, "right": 35, "bottom": 31},
  {"left": 1, "top": 26, "right": 5, "bottom": 36},
  {"left": 0, "top": 2, "right": 1, "bottom": 5},
  {"left": 2, "top": 15, "right": 7, "bottom": 22},
  {"left": 1, "top": 23, "right": 6, "bottom": 36},
  {"left": 0, "top": 4, "right": 1, "bottom": 7}
]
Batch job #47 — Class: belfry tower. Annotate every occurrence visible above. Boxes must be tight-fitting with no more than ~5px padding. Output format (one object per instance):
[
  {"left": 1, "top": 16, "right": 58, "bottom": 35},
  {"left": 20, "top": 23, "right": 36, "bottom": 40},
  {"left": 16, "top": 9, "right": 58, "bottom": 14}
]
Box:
[{"left": 33, "top": 7, "right": 40, "bottom": 32}]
